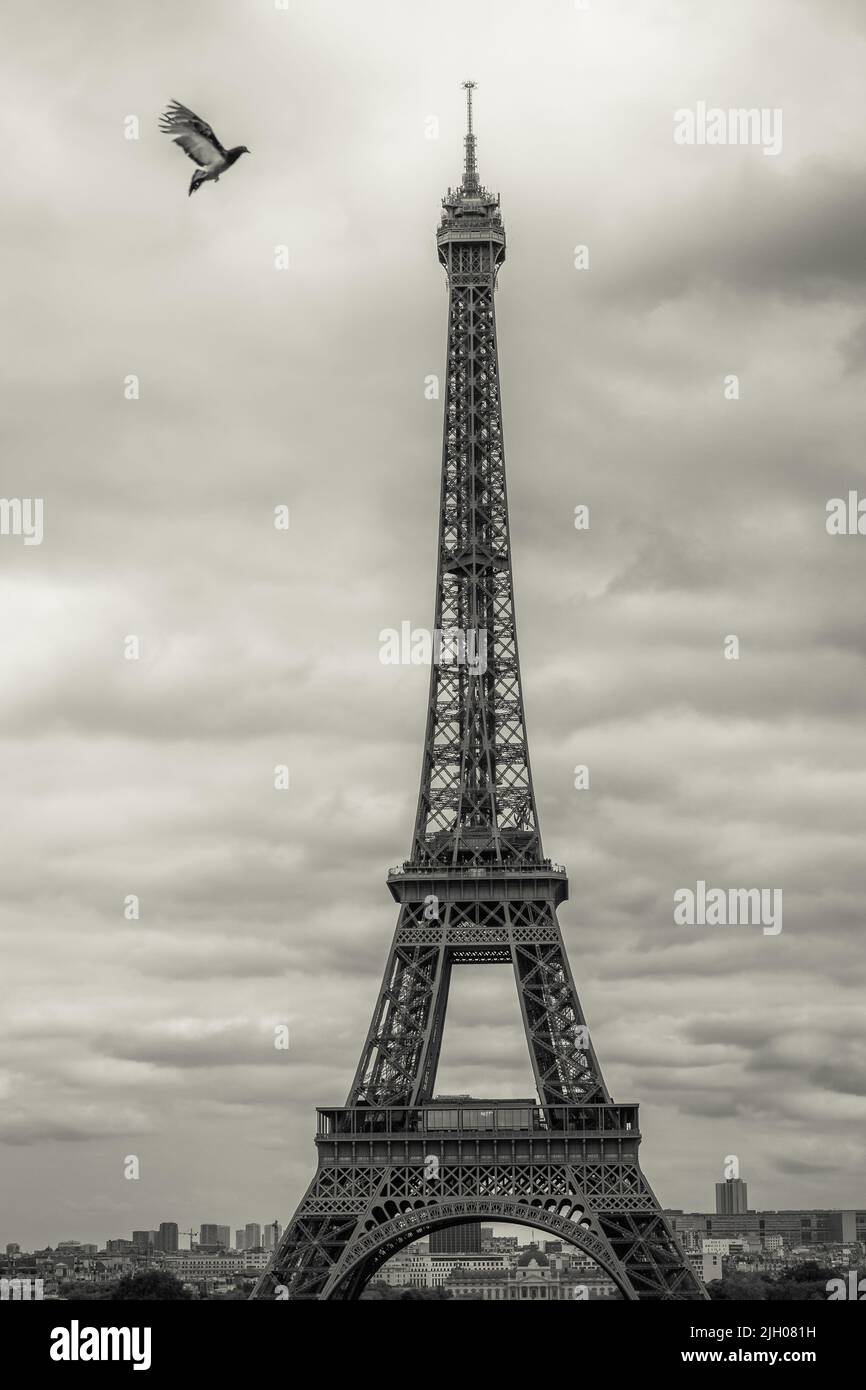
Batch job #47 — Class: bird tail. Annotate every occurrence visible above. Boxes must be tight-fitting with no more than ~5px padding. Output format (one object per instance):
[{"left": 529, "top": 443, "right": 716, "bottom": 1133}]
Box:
[{"left": 188, "top": 170, "right": 206, "bottom": 197}]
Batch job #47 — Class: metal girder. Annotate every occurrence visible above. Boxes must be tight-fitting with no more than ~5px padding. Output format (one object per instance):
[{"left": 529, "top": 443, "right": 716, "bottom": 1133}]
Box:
[
  {"left": 346, "top": 900, "right": 607, "bottom": 1111},
  {"left": 251, "top": 1161, "right": 706, "bottom": 1302}
]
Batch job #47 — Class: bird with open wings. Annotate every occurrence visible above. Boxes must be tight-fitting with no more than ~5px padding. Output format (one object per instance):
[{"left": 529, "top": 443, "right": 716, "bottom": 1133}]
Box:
[{"left": 159, "top": 100, "right": 250, "bottom": 196}]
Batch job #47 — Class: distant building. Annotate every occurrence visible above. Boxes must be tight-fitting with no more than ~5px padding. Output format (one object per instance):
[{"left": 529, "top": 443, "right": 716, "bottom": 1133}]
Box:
[
  {"left": 200, "top": 1224, "right": 231, "bottom": 1248},
  {"left": 164, "top": 1252, "right": 269, "bottom": 1279},
  {"left": 447, "top": 1247, "right": 619, "bottom": 1301},
  {"left": 244, "top": 1224, "right": 262, "bottom": 1250},
  {"left": 262, "top": 1221, "right": 282, "bottom": 1251},
  {"left": 235, "top": 1229, "right": 245, "bottom": 1251},
  {"left": 375, "top": 1246, "right": 622, "bottom": 1298},
  {"left": 158, "top": 1223, "right": 178, "bottom": 1254},
  {"left": 701, "top": 1238, "right": 735, "bottom": 1283},
  {"left": 704, "top": 1238, "right": 734, "bottom": 1254},
  {"left": 430, "top": 1224, "right": 481, "bottom": 1255},
  {"left": 375, "top": 1253, "right": 437, "bottom": 1289},
  {"left": 431, "top": 1255, "right": 505, "bottom": 1286},
  {"left": 672, "top": 1208, "right": 866, "bottom": 1249},
  {"left": 686, "top": 1249, "right": 704, "bottom": 1282},
  {"left": 716, "top": 1179, "right": 749, "bottom": 1215},
  {"left": 375, "top": 1252, "right": 506, "bottom": 1289},
  {"left": 675, "top": 1225, "right": 702, "bottom": 1253},
  {"left": 132, "top": 1231, "right": 156, "bottom": 1254}
]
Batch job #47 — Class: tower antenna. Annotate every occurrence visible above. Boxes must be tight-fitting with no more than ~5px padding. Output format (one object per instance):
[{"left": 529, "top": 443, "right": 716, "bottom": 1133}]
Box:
[{"left": 461, "top": 79, "right": 478, "bottom": 192}]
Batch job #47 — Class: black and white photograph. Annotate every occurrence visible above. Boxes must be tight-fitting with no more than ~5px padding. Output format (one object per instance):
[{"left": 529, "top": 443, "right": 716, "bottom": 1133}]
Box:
[{"left": 2, "top": 0, "right": 864, "bottom": 1368}]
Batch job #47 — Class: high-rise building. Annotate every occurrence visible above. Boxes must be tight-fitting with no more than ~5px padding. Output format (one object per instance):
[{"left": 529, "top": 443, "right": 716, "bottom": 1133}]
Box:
[
  {"left": 262, "top": 1221, "right": 282, "bottom": 1251},
  {"left": 235, "top": 1228, "right": 245, "bottom": 1251},
  {"left": 430, "top": 1224, "right": 481, "bottom": 1255},
  {"left": 158, "top": 1222, "right": 179, "bottom": 1253},
  {"left": 199, "top": 1224, "right": 232, "bottom": 1248},
  {"left": 715, "top": 1179, "right": 749, "bottom": 1215},
  {"left": 244, "top": 1223, "right": 262, "bottom": 1250}
]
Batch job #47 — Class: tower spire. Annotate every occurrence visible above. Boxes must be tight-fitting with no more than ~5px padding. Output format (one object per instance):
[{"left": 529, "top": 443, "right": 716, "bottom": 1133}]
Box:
[{"left": 462, "top": 79, "right": 478, "bottom": 192}]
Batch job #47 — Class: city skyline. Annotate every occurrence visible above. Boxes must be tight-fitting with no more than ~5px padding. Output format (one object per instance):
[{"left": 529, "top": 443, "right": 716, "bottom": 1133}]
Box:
[
  {"left": 8, "top": 1195, "right": 865, "bottom": 1258},
  {"left": 4, "top": 1217, "right": 282, "bottom": 1253},
  {"left": 3, "top": 0, "right": 866, "bottom": 1254}
]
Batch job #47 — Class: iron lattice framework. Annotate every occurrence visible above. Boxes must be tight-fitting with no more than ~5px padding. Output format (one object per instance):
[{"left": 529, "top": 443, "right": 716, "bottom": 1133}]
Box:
[{"left": 251, "top": 84, "right": 707, "bottom": 1303}]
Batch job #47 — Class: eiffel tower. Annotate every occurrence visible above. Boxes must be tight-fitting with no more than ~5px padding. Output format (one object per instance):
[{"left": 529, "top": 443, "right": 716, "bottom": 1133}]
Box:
[{"left": 251, "top": 84, "right": 707, "bottom": 1302}]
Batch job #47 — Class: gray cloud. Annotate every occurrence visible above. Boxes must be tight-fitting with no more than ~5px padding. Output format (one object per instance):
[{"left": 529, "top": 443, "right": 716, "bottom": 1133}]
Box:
[{"left": 1, "top": 0, "right": 865, "bottom": 1248}]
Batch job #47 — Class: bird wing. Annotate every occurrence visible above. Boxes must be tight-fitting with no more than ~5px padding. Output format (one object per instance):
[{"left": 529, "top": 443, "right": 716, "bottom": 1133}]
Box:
[{"left": 158, "top": 100, "right": 226, "bottom": 166}]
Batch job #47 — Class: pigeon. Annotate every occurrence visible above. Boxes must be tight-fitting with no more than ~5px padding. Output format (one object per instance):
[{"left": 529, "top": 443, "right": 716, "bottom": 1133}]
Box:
[{"left": 159, "top": 100, "right": 250, "bottom": 196}]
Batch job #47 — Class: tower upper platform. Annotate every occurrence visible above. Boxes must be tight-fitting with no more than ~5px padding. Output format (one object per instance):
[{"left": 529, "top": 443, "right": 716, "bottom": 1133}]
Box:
[{"left": 437, "top": 81, "right": 505, "bottom": 262}]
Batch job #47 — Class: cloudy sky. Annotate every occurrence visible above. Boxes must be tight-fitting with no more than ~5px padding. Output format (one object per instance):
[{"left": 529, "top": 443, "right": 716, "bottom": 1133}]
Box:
[{"left": 2, "top": 0, "right": 866, "bottom": 1250}]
